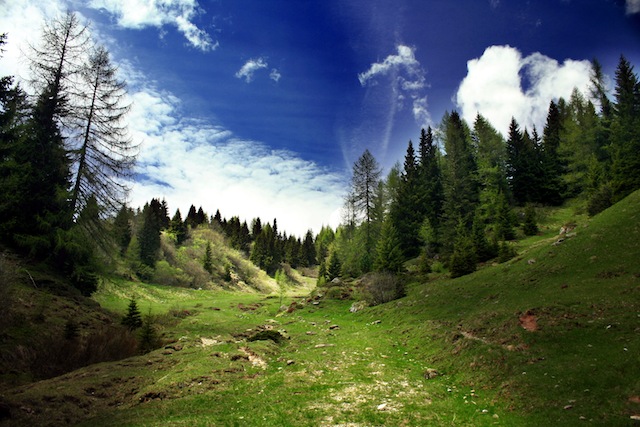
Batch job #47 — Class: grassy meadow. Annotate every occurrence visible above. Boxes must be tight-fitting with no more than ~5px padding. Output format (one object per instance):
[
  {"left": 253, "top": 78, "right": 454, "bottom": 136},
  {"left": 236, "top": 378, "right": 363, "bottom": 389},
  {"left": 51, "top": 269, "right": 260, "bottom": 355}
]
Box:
[{"left": 0, "top": 191, "right": 639, "bottom": 426}]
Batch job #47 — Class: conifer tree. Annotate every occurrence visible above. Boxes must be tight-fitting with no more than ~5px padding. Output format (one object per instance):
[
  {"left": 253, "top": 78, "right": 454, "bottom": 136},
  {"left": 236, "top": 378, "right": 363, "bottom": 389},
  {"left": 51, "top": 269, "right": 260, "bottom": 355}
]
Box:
[
  {"left": 441, "top": 111, "right": 478, "bottom": 253},
  {"left": 609, "top": 55, "right": 640, "bottom": 199},
  {"left": 374, "top": 221, "right": 404, "bottom": 273},
  {"left": 122, "top": 299, "right": 143, "bottom": 330},
  {"left": 348, "top": 149, "right": 382, "bottom": 261},
  {"left": 203, "top": 242, "right": 213, "bottom": 274},
  {"left": 113, "top": 204, "right": 133, "bottom": 255},
  {"left": 138, "top": 203, "right": 161, "bottom": 268},
  {"left": 170, "top": 209, "right": 188, "bottom": 245},
  {"left": 449, "top": 218, "right": 477, "bottom": 278},
  {"left": 69, "top": 45, "right": 136, "bottom": 222},
  {"left": 540, "top": 100, "right": 565, "bottom": 204},
  {"left": 327, "top": 250, "right": 342, "bottom": 280}
]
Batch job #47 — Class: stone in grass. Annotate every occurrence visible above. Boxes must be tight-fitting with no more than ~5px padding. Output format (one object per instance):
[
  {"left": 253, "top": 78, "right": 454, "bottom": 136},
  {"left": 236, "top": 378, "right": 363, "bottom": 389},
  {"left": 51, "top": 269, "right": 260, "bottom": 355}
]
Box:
[
  {"left": 247, "top": 330, "right": 286, "bottom": 343},
  {"left": 423, "top": 368, "right": 439, "bottom": 379}
]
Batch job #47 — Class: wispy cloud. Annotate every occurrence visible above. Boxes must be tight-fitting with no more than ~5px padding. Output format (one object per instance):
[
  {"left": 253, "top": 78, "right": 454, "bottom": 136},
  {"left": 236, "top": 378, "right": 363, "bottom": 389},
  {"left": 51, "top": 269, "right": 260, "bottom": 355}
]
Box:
[
  {"left": 126, "top": 79, "right": 345, "bottom": 235},
  {"left": 235, "top": 58, "right": 281, "bottom": 83},
  {"left": 455, "top": 45, "right": 592, "bottom": 136},
  {"left": 357, "top": 44, "right": 431, "bottom": 154},
  {"left": 627, "top": 0, "right": 640, "bottom": 14},
  {"left": 269, "top": 68, "right": 281, "bottom": 82},
  {"left": 87, "top": 0, "right": 217, "bottom": 51},
  {"left": 235, "top": 58, "right": 267, "bottom": 82}
]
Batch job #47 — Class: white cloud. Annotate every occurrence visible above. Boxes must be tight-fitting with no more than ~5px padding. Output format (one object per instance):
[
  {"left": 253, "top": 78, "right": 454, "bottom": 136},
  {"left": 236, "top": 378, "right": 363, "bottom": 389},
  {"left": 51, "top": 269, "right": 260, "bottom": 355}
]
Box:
[
  {"left": 126, "top": 80, "right": 345, "bottom": 236},
  {"left": 235, "top": 58, "right": 268, "bottom": 83},
  {"left": 627, "top": 0, "right": 640, "bottom": 14},
  {"left": 269, "top": 68, "right": 281, "bottom": 82},
  {"left": 357, "top": 44, "right": 432, "bottom": 155},
  {"left": 455, "top": 45, "right": 592, "bottom": 136},
  {"left": 358, "top": 45, "right": 421, "bottom": 86},
  {"left": 87, "top": 0, "right": 216, "bottom": 51}
]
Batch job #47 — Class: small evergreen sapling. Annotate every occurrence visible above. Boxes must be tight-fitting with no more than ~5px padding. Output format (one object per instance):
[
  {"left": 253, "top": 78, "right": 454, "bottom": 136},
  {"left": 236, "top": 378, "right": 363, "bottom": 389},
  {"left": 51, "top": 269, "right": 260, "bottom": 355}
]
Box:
[{"left": 122, "top": 298, "right": 143, "bottom": 330}]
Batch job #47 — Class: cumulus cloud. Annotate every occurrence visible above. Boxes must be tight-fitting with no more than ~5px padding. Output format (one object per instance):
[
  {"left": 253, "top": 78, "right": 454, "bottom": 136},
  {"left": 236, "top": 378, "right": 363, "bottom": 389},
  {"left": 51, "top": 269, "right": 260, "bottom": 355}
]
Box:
[
  {"left": 455, "top": 45, "right": 592, "bottom": 136},
  {"left": 235, "top": 58, "right": 268, "bottom": 82},
  {"left": 126, "top": 80, "right": 345, "bottom": 235},
  {"left": 627, "top": 0, "right": 640, "bottom": 14},
  {"left": 358, "top": 44, "right": 431, "bottom": 153},
  {"left": 88, "top": 0, "right": 216, "bottom": 51}
]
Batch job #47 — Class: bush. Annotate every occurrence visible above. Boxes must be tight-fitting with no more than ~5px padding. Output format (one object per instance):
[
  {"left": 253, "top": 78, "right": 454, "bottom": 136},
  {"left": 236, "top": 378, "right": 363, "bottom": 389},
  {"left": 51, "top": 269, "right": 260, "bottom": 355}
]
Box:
[
  {"left": 325, "top": 285, "right": 351, "bottom": 300},
  {"left": 364, "top": 272, "right": 405, "bottom": 306},
  {"left": 587, "top": 183, "right": 613, "bottom": 216},
  {"left": 497, "top": 241, "right": 517, "bottom": 263}
]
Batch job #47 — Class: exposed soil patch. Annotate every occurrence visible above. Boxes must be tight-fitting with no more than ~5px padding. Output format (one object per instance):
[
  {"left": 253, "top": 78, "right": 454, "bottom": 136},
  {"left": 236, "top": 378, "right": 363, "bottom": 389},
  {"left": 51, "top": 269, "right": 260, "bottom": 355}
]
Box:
[{"left": 519, "top": 311, "right": 538, "bottom": 331}]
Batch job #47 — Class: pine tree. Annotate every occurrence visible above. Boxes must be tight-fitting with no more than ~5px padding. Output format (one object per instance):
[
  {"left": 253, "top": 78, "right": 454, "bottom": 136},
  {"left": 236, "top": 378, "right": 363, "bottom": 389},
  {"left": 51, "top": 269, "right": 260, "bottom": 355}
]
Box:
[
  {"left": 138, "top": 203, "right": 161, "bottom": 268},
  {"left": 389, "top": 140, "right": 423, "bottom": 258},
  {"left": 374, "top": 221, "right": 405, "bottom": 273},
  {"left": 113, "top": 204, "right": 132, "bottom": 255},
  {"left": 121, "top": 299, "right": 143, "bottom": 330},
  {"left": 449, "top": 218, "right": 477, "bottom": 278},
  {"left": 522, "top": 204, "right": 539, "bottom": 236},
  {"left": 609, "top": 55, "right": 640, "bottom": 199},
  {"left": 169, "top": 209, "right": 188, "bottom": 245},
  {"left": 327, "top": 250, "right": 342, "bottom": 280},
  {"left": 350, "top": 149, "right": 382, "bottom": 258},
  {"left": 203, "top": 242, "right": 213, "bottom": 274},
  {"left": 441, "top": 111, "right": 478, "bottom": 253},
  {"left": 301, "top": 230, "right": 317, "bottom": 267},
  {"left": 506, "top": 118, "right": 541, "bottom": 205},
  {"left": 69, "top": 45, "right": 136, "bottom": 222},
  {"left": 540, "top": 100, "right": 565, "bottom": 204}
]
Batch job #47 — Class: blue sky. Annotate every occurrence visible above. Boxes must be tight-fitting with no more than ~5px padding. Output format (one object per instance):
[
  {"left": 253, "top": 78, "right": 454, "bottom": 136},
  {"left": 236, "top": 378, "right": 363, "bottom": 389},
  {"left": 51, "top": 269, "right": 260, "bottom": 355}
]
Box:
[{"left": 1, "top": 0, "right": 639, "bottom": 235}]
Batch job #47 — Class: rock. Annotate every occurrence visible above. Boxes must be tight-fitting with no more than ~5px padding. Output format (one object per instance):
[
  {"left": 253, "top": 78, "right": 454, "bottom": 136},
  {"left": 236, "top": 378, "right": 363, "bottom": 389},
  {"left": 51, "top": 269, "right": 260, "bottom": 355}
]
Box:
[
  {"left": 314, "top": 343, "right": 336, "bottom": 348},
  {"left": 552, "top": 238, "right": 564, "bottom": 246},
  {"left": 331, "top": 277, "right": 342, "bottom": 285},
  {"left": 286, "top": 360, "right": 295, "bottom": 366},
  {"left": 377, "top": 403, "right": 388, "bottom": 411},
  {"left": 527, "top": 258, "right": 536, "bottom": 265},
  {"left": 350, "top": 301, "right": 368, "bottom": 313},
  {"left": 329, "top": 324, "right": 340, "bottom": 330},
  {"left": 423, "top": 368, "right": 439, "bottom": 379},
  {"left": 306, "top": 331, "right": 316, "bottom": 335}
]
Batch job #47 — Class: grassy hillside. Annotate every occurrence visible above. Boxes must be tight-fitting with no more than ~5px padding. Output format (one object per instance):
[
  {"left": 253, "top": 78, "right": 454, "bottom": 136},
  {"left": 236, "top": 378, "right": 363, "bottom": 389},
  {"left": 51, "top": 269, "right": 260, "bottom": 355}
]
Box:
[{"left": 0, "top": 192, "right": 638, "bottom": 426}]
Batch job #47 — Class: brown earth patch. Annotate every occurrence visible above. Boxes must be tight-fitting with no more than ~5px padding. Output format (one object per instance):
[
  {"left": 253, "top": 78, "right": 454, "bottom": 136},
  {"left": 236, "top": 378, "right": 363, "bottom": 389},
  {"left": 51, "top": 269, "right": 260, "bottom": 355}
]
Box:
[{"left": 519, "top": 311, "right": 538, "bottom": 331}]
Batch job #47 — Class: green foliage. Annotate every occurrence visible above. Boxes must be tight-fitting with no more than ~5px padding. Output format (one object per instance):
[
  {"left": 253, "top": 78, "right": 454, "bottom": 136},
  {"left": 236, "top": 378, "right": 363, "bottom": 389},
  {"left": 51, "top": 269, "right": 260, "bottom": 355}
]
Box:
[
  {"left": 373, "top": 221, "right": 404, "bottom": 273},
  {"left": 497, "top": 240, "right": 517, "bottom": 263},
  {"left": 121, "top": 299, "right": 143, "bottom": 330},
  {"left": 522, "top": 204, "right": 539, "bottom": 236},
  {"left": 138, "top": 311, "right": 160, "bottom": 354},
  {"left": 203, "top": 242, "right": 213, "bottom": 274},
  {"left": 327, "top": 250, "right": 342, "bottom": 280},
  {"left": 449, "top": 220, "right": 477, "bottom": 278}
]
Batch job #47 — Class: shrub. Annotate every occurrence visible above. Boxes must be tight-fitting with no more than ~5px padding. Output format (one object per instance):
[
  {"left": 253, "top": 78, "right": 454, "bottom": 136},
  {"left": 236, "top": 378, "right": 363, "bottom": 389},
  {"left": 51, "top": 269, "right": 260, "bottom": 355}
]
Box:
[
  {"left": 587, "top": 183, "right": 613, "bottom": 216},
  {"left": 364, "top": 272, "right": 405, "bottom": 306}
]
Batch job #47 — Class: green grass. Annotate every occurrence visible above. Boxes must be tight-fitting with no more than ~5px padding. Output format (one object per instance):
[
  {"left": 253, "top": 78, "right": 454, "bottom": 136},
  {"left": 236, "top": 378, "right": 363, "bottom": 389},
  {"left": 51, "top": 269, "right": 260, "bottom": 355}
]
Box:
[{"left": 1, "top": 192, "right": 639, "bottom": 426}]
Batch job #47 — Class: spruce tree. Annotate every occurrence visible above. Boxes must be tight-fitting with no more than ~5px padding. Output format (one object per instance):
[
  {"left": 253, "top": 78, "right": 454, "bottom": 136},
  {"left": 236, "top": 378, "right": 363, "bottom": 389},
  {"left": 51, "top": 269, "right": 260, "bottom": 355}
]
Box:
[
  {"left": 540, "top": 100, "right": 565, "bottom": 204},
  {"left": 441, "top": 111, "right": 478, "bottom": 254},
  {"left": 350, "top": 149, "right": 382, "bottom": 258},
  {"left": 122, "top": 299, "right": 143, "bottom": 330},
  {"left": 374, "top": 221, "right": 405, "bottom": 273},
  {"left": 138, "top": 203, "right": 161, "bottom": 268},
  {"left": 203, "top": 242, "right": 213, "bottom": 274},
  {"left": 610, "top": 55, "right": 640, "bottom": 199}
]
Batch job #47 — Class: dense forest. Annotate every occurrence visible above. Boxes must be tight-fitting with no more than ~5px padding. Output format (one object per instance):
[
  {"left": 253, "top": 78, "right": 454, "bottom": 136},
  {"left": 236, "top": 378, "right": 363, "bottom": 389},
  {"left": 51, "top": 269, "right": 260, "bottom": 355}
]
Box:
[{"left": 1, "top": 12, "right": 639, "bottom": 294}]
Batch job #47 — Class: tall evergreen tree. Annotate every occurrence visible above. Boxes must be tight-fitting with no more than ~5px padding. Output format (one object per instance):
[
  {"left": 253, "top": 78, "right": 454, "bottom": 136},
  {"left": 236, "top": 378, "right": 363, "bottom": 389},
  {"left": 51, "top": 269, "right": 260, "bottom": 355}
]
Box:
[
  {"left": 69, "top": 45, "right": 136, "bottom": 221},
  {"left": 506, "top": 118, "right": 541, "bottom": 205},
  {"left": 441, "top": 111, "right": 478, "bottom": 253},
  {"left": 138, "top": 202, "right": 161, "bottom": 268},
  {"left": 609, "top": 55, "right": 640, "bottom": 199},
  {"left": 389, "top": 140, "right": 423, "bottom": 258},
  {"left": 349, "top": 149, "right": 382, "bottom": 259},
  {"left": 373, "top": 221, "right": 404, "bottom": 273},
  {"left": 540, "top": 100, "right": 565, "bottom": 204},
  {"left": 301, "top": 230, "right": 317, "bottom": 267},
  {"left": 112, "top": 204, "right": 133, "bottom": 255}
]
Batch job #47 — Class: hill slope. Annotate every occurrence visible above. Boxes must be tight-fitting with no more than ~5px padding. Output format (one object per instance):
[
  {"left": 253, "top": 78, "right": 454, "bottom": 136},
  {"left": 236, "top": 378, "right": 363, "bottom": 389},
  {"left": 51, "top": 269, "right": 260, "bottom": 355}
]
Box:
[{"left": 0, "top": 191, "right": 638, "bottom": 426}]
